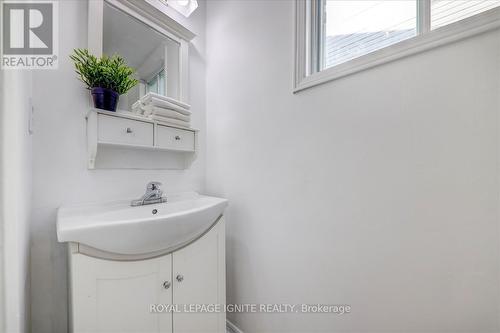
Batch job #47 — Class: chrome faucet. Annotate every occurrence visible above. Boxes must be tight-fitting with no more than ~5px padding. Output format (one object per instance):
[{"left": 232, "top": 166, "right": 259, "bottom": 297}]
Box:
[{"left": 131, "top": 181, "right": 167, "bottom": 206}]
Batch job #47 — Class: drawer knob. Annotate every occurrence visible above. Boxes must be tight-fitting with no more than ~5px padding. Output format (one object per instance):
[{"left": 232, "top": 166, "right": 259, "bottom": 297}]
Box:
[
  {"left": 126, "top": 127, "right": 133, "bottom": 133},
  {"left": 176, "top": 274, "right": 184, "bottom": 282},
  {"left": 163, "top": 281, "right": 171, "bottom": 289},
  {"left": 175, "top": 135, "right": 181, "bottom": 141}
]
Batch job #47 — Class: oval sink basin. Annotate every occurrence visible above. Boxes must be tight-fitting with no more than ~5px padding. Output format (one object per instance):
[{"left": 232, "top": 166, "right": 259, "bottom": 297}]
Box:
[{"left": 57, "top": 192, "right": 228, "bottom": 255}]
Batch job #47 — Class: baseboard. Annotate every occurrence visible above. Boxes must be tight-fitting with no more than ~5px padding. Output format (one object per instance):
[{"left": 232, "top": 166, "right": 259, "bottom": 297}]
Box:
[{"left": 226, "top": 319, "right": 244, "bottom": 333}]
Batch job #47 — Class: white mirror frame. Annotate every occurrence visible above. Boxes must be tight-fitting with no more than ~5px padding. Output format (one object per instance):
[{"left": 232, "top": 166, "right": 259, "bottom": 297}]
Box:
[{"left": 88, "top": 0, "right": 195, "bottom": 105}]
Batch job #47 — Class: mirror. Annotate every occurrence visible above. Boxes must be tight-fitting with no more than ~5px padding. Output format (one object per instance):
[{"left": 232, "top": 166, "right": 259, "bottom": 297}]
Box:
[{"left": 102, "top": 2, "right": 181, "bottom": 111}]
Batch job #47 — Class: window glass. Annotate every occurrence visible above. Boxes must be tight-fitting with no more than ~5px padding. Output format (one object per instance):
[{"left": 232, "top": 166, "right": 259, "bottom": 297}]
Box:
[
  {"left": 431, "top": 0, "right": 500, "bottom": 30},
  {"left": 158, "top": 70, "right": 166, "bottom": 96},
  {"left": 147, "top": 76, "right": 158, "bottom": 94},
  {"left": 322, "top": 0, "right": 417, "bottom": 69}
]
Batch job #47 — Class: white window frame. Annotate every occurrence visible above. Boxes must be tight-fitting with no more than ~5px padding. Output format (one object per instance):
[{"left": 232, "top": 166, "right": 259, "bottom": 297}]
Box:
[{"left": 294, "top": 0, "right": 500, "bottom": 93}]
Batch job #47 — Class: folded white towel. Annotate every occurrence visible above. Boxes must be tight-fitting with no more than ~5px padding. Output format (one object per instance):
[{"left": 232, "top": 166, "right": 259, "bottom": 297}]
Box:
[
  {"left": 150, "top": 115, "right": 191, "bottom": 128},
  {"left": 140, "top": 95, "right": 191, "bottom": 116},
  {"left": 141, "top": 105, "right": 190, "bottom": 122},
  {"left": 142, "top": 92, "right": 190, "bottom": 110},
  {"left": 131, "top": 101, "right": 143, "bottom": 114}
]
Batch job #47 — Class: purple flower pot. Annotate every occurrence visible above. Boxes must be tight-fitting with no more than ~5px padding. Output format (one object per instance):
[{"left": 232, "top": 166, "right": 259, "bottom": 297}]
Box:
[{"left": 91, "top": 87, "right": 119, "bottom": 112}]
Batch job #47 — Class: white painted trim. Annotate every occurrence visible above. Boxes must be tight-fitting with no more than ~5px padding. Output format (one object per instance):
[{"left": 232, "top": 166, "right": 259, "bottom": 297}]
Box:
[
  {"left": 294, "top": 5, "right": 500, "bottom": 93},
  {"left": 142, "top": 0, "right": 196, "bottom": 40},
  {"left": 226, "top": 320, "right": 244, "bottom": 333},
  {"left": 293, "top": 0, "right": 308, "bottom": 88},
  {"left": 179, "top": 39, "right": 190, "bottom": 103},
  {"left": 105, "top": 0, "right": 181, "bottom": 43},
  {"left": 88, "top": 0, "right": 104, "bottom": 56},
  {"left": 417, "top": 0, "right": 431, "bottom": 34},
  {"left": 110, "top": 0, "right": 195, "bottom": 41}
]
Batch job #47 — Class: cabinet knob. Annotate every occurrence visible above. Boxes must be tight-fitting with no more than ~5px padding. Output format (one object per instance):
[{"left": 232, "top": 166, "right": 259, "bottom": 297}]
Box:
[
  {"left": 176, "top": 274, "right": 184, "bottom": 282},
  {"left": 126, "top": 127, "right": 133, "bottom": 133},
  {"left": 163, "top": 281, "right": 171, "bottom": 289},
  {"left": 175, "top": 135, "right": 181, "bottom": 141}
]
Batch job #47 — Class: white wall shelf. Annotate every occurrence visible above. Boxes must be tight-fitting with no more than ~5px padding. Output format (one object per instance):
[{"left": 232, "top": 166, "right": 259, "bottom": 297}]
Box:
[{"left": 86, "top": 108, "right": 197, "bottom": 169}]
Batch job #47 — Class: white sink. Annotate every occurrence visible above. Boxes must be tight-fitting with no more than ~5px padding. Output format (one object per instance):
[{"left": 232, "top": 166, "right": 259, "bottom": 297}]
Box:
[{"left": 57, "top": 192, "right": 228, "bottom": 255}]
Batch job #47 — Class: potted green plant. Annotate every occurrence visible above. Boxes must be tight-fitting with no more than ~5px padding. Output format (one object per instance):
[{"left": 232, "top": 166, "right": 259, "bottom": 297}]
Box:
[{"left": 70, "top": 48, "right": 138, "bottom": 112}]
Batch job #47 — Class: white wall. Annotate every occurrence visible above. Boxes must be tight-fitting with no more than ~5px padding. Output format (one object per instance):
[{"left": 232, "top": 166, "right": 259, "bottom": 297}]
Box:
[
  {"left": 29, "top": 1, "right": 206, "bottom": 332},
  {"left": 1, "top": 68, "right": 4, "bottom": 333},
  {"left": 1, "top": 69, "right": 33, "bottom": 333},
  {"left": 206, "top": 1, "right": 500, "bottom": 332}
]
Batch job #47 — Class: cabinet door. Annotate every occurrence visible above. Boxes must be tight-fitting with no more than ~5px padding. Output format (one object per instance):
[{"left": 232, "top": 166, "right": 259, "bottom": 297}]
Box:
[
  {"left": 70, "top": 253, "right": 173, "bottom": 333},
  {"left": 173, "top": 218, "right": 226, "bottom": 333}
]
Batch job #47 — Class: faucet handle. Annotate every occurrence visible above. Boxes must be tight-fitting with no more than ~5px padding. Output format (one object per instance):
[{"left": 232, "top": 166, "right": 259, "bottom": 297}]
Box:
[{"left": 146, "top": 181, "right": 162, "bottom": 191}]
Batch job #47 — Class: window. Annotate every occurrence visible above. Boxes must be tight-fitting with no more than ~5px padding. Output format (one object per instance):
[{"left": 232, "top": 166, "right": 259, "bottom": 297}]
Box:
[
  {"left": 431, "top": 0, "right": 500, "bottom": 29},
  {"left": 146, "top": 69, "right": 166, "bottom": 96},
  {"left": 295, "top": 0, "right": 500, "bottom": 92},
  {"left": 321, "top": 1, "right": 417, "bottom": 69}
]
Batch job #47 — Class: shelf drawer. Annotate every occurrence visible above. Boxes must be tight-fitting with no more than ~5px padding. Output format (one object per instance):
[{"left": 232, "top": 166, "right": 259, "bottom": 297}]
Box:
[
  {"left": 98, "top": 114, "right": 153, "bottom": 146},
  {"left": 156, "top": 125, "right": 195, "bottom": 151}
]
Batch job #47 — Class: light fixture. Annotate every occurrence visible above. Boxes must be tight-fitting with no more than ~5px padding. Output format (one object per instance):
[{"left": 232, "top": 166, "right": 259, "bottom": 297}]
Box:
[{"left": 166, "top": 0, "right": 198, "bottom": 18}]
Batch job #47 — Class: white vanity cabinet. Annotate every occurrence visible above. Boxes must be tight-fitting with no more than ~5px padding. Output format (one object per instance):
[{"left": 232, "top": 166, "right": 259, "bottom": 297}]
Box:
[
  {"left": 173, "top": 219, "right": 225, "bottom": 333},
  {"left": 70, "top": 253, "right": 173, "bottom": 332},
  {"left": 69, "top": 218, "right": 226, "bottom": 333}
]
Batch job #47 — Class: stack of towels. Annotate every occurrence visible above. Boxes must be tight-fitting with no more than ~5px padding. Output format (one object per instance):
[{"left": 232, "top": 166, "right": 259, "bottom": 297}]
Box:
[{"left": 132, "top": 92, "right": 191, "bottom": 128}]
